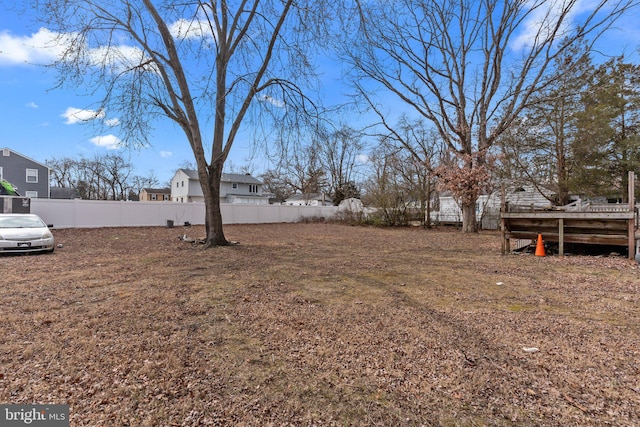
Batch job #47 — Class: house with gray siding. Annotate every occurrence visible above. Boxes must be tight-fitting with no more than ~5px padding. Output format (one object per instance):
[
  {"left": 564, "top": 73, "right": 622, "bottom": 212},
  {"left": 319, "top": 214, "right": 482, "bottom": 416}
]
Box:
[
  {"left": 170, "top": 169, "right": 270, "bottom": 204},
  {"left": 0, "top": 148, "right": 50, "bottom": 198}
]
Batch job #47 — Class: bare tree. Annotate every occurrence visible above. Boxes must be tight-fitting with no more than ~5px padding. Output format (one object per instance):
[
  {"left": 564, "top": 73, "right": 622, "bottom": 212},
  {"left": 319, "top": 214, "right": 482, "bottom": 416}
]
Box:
[
  {"left": 363, "top": 142, "right": 412, "bottom": 226},
  {"left": 36, "top": 0, "right": 325, "bottom": 245},
  {"left": 99, "top": 153, "right": 134, "bottom": 200},
  {"left": 130, "top": 171, "right": 160, "bottom": 198},
  {"left": 280, "top": 139, "right": 328, "bottom": 201},
  {"left": 258, "top": 168, "right": 296, "bottom": 203},
  {"left": 47, "top": 157, "right": 76, "bottom": 188},
  {"left": 48, "top": 153, "right": 153, "bottom": 200},
  {"left": 380, "top": 116, "right": 443, "bottom": 226},
  {"left": 337, "top": 0, "right": 636, "bottom": 232},
  {"left": 318, "top": 125, "right": 364, "bottom": 204}
]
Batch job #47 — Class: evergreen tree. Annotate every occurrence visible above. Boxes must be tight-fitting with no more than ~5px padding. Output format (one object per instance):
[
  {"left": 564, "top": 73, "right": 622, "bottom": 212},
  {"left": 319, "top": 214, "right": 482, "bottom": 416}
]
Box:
[{"left": 573, "top": 59, "right": 640, "bottom": 201}]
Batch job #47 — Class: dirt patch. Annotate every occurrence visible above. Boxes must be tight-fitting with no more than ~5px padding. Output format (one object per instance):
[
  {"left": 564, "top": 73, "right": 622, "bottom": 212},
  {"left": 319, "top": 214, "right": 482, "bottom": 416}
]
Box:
[{"left": 1, "top": 223, "right": 639, "bottom": 426}]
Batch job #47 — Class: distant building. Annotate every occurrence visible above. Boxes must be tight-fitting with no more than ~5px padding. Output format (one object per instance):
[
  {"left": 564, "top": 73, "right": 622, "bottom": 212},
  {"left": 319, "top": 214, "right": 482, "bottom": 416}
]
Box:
[
  {"left": 170, "top": 169, "right": 270, "bottom": 204},
  {"left": 139, "top": 188, "right": 171, "bottom": 202},
  {"left": 285, "top": 193, "right": 333, "bottom": 206},
  {"left": 0, "top": 147, "right": 50, "bottom": 198}
]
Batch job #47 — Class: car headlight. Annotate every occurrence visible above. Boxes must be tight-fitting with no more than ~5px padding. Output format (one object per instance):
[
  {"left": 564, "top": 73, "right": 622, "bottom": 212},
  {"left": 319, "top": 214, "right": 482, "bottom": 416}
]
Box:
[{"left": 42, "top": 230, "right": 53, "bottom": 239}]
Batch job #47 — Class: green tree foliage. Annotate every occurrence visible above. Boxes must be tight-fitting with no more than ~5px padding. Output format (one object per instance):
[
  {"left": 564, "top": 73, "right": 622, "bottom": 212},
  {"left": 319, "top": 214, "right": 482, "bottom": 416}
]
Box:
[
  {"left": 572, "top": 59, "right": 640, "bottom": 201},
  {"left": 333, "top": 181, "right": 361, "bottom": 206},
  {"left": 499, "top": 43, "right": 594, "bottom": 205},
  {"left": 499, "top": 53, "right": 640, "bottom": 205}
]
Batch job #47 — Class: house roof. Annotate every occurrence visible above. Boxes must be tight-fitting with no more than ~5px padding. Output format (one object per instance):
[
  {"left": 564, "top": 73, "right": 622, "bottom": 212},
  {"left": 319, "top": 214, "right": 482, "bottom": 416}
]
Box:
[
  {"left": 142, "top": 187, "right": 171, "bottom": 194},
  {"left": 0, "top": 147, "right": 50, "bottom": 170},
  {"left": 177, "top": 169, "right": 263, "bottom": 185},
  {"left": 286, "top": 193, "right": 333, "bottom": 202}
]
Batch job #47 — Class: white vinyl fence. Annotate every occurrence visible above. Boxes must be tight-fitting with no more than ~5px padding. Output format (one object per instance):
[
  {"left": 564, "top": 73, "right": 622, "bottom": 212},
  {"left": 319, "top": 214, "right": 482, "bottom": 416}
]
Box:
[{"left": 31, "top": 198, "right": 339, "bottom": 229}]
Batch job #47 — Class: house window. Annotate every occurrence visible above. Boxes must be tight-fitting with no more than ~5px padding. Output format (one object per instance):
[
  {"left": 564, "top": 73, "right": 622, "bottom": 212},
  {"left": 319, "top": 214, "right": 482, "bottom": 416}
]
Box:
[
  {"left": 2, "top": 149, "right": 9, "bottom": 157},
  {"left": 26, "top": 169, "right": 38, "bottom": 183},
  {"left": 181, "top": 181, "right": 184, "bottom": 187},
  {"left": 0, "top": 166, "right": 3, "bottom": 179},
  {"left": 249, "top": 184, "right": 258, "bottom": 193},
  {"left": 25, "top": 191, "right": 38, "bottom": 198},
  {"left": 176, "top": 182, "right": 179, "bottom": 188},
  {"left": 151, "top": 194, "right": 157, "bottom": 200},
  {"left": 232, "top": 183, "right": 238, "bottom": 189}
]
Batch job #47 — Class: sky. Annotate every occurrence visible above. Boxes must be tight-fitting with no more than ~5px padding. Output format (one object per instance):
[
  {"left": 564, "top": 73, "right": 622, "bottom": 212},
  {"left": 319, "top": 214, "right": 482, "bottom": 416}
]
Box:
[
  {"left": 1, "top": 2, "right": 640, "bottom": 187},
  {"left": 0, "top": 34, "right": 193, "bottom": 186}
]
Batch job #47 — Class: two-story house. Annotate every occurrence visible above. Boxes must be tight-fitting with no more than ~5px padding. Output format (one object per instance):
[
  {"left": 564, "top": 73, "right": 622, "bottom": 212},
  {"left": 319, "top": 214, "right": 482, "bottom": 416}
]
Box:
[
  {"left": 0, "top": 148, "right": 50, "bottom": 198},
  {"left": 170, "top": 169, "right": 270, "bottom": 204}
]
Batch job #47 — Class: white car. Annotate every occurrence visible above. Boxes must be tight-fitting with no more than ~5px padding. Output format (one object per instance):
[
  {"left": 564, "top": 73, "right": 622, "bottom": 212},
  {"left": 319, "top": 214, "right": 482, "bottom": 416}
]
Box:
[{"left": 0, "top": 214, "right": 55, "bottom": 254}]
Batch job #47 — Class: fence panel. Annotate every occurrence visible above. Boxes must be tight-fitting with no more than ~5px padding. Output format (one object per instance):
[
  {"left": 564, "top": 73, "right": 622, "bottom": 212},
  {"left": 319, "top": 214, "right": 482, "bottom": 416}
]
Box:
[{"left": 30, "top": 198, "right": 338, "bottom": 228}]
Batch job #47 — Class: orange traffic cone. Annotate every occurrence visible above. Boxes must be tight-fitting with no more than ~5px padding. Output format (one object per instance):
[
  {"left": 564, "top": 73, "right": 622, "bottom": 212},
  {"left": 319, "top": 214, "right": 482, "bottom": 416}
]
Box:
[{"left": 535, "top": 234, "right": 545, "bottom": 257}]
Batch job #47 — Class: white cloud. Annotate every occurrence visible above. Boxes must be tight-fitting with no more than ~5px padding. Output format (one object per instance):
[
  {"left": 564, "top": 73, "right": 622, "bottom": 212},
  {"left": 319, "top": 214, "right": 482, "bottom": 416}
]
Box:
[
  {"left": 511, "top": 0, "right": 596, "bottom": 51},
  {"left": 26, "top": 102, "right": 38, "bottom": 108},
  {"left": 89, "top": 134, "right": 121, "bottom": 150},
  {"left": 356, "top": 154, "right": 369, "bottom": 164},
  {"left": 61, "top": 107, "right": 105, "bottom": 124},
  {"left": 88, "top": 44, "right": 155, "bottom": 73},
  {"left": 160, "top": 151, "right": 173, "bottom": 158},
  {"left": 0, "top": 27, "right": 153, "bottom": 73},
  {"left": 170, "top": 19, "right": 207, "bottom": 40},
  {"left": 259, "top": 94, "right": 285, "bottom": 108},
  {"left": 104, "top": 118, "right": 120, "bottom": 127},
  {"left": 0, "top": 28, "right": 74, "bottom": 66}
]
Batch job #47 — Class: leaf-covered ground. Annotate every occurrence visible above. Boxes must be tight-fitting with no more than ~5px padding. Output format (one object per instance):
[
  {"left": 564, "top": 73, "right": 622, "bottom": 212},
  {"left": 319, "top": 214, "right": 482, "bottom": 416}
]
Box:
[{"left": 1, "top": 223, "right": 639, "bottom": 426}]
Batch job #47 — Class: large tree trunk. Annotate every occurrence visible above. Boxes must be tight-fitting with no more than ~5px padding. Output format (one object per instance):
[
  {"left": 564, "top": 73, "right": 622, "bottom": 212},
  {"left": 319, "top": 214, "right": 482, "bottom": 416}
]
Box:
[
  {"left": 200, "top": 163, "right": 229, "bottom": 247},
  {"left": 424, "top": 179, "right": 432, "bottom": 229},
  {"left": 461, "top": 200, "right": 478, "bottom": 233}
]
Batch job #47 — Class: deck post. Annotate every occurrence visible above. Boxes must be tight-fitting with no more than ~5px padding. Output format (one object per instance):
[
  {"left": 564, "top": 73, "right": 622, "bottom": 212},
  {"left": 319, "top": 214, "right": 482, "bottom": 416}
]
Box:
[
  {"left": 558, "top": 218, "right": 564, "bottom": 256},
  {"left": 629, "top": 171, "right": 635, "bottom": 260},
  {"left": 501, "top": 216, "right": 509, "bottom": 254},
  {"left": 500, "top": 187, "right": 508, "bottom": 255}
]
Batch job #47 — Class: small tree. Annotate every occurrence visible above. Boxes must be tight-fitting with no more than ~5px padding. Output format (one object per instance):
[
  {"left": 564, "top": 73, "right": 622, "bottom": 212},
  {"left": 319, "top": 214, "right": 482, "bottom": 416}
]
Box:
[
  {"left": 380, "top": 116, "right": 443, "bottom": 227},
  {"left": 363, "top": 142, "right": 413, "bottom": 226},
  {"left": 317, "top": 125, "right": 364, "bottom": 203}
]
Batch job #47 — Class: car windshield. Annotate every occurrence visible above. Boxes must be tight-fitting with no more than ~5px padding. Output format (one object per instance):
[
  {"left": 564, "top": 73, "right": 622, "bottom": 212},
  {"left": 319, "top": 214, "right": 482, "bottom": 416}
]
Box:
[{"left": 0, "top": 216, "right": 46, "bottom": 229}]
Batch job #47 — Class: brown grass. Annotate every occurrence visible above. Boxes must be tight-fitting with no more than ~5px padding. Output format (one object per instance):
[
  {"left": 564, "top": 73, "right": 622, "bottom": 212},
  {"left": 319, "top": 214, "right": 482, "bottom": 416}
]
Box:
[{"left": 1, "top": 223, "right": 639, "bottom": 426}]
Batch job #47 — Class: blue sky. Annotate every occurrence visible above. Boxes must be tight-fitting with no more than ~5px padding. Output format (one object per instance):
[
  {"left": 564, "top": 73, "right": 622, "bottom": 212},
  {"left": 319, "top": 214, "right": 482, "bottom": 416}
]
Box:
[
  {"left": 0, "top": 7, "right": 299, "bottom": 185},
  {"left": 1, "top": 2, "right": 640, "bottom": 186}
]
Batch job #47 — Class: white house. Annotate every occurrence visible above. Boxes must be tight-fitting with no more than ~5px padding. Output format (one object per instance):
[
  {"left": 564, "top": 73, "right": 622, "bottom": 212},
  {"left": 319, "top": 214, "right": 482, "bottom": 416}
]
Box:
[
  {"left": 170, "top": 169, "right": 270, "bottom": 204},
  {"left": 285, "top": 193, "right": 333, "bottom": 206},
  {"left": 432, "top": 185, "right": 554, "bottom": 229}
]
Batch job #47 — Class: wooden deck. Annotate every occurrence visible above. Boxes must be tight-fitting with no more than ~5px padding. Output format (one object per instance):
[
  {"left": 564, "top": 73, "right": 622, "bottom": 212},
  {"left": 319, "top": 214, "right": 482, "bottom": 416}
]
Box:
[
  {"left": 501, "top": 209, "right": 637, "bottom": 258},
  {"left": 501, "top": 172, "right": 638, "bottom": 259}
]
